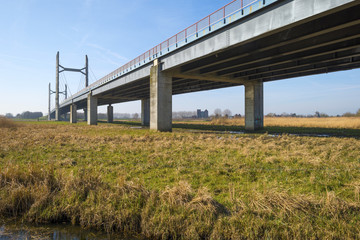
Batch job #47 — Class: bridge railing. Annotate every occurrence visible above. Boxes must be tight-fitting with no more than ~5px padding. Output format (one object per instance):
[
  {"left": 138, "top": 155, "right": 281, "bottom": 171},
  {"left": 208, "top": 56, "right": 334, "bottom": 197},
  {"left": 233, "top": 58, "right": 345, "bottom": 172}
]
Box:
[{"left": 63, "top": 0, "right": 277, "bottom": 105}]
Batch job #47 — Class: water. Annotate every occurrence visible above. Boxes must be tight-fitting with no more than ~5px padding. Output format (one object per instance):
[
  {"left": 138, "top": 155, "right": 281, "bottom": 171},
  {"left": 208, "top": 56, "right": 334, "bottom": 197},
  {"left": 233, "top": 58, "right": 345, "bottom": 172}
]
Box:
[{"left": 0, "top": 221, "right": 136, "bottom": 240}]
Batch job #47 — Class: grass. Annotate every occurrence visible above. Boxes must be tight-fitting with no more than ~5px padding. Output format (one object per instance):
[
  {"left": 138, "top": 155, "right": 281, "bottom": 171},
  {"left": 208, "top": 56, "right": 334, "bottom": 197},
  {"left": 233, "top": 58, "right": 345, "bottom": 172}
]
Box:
[
  {"left": 1, "top": 118, "right": 360, "bottom": 239},
  {"left": 0, "top": 116, "right": 18, "bottom": 129},
  {"left": 208, "top": 116, "right": 360, "bottom": 129}
]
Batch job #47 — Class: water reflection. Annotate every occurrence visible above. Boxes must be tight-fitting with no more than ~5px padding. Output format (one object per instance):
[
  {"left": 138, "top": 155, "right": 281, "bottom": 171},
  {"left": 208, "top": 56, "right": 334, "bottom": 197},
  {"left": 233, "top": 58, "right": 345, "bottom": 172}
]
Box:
[{"left": 0, "top": 222, "right": 134, "bottom": 240}]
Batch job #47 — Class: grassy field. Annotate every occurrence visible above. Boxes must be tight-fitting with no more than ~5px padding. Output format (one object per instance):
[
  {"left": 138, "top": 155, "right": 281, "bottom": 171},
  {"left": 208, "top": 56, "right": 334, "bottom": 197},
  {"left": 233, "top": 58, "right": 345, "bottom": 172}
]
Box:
[{"left": 1, "top": 117, "right": 360, "bottom": 239}]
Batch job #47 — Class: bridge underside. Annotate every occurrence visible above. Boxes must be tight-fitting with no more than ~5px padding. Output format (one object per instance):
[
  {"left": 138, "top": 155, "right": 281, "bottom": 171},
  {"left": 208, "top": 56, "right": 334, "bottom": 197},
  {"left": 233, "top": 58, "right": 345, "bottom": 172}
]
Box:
[
  {"left": 55, "top": 0, "right": 360, "bottom": 131},
  {"left": 89, "top": 1, "right": 360, "bottom": 104}
]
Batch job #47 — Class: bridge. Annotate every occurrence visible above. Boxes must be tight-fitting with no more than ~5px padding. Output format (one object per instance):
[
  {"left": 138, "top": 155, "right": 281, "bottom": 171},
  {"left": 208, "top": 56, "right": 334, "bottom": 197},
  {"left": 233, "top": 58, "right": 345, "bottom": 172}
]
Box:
[{"left": 50, "top": 0, "right": 360, "bottom": 131}]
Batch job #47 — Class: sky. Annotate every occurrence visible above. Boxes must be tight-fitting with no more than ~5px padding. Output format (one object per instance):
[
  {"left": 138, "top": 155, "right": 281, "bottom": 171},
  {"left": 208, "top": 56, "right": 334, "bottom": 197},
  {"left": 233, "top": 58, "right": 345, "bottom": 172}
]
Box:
[{"left": 0, "top": 0, "right": 359, "bottom": 117}]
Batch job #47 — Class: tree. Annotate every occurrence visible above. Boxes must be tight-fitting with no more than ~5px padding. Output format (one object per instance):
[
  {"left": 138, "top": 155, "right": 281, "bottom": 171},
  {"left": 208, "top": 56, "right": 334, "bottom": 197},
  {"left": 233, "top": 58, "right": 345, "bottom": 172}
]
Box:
[
  {"left": 5, "top": 113, "right": 13, "bottom": 118},
  {"left": 223, "top": 109, "right": 232, "bottom": 118},
  {"left": 342, "top": 112, "right": 355, "bottom": 117},
  {"left": 214, "top": 108, "right": 222, "bottom": 118},
  {"left": 266, "top": 113, "right": 276, "bottom": 117},
  {"left": 356, "top": 109, "right": 360, "bottom": 117},
  {"left": 132, "top": 113, "right": 139, "bottom": 119},
  {"left": 20, "top": 111, "right": 43, "bottom": 119}
]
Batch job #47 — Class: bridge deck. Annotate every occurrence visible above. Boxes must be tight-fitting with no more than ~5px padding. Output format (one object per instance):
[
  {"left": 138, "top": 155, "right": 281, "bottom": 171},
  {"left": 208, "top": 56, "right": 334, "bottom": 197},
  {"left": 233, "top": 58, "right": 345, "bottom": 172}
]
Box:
[{"left": 53, "top": 0, "right": 360, "bottom": 126}]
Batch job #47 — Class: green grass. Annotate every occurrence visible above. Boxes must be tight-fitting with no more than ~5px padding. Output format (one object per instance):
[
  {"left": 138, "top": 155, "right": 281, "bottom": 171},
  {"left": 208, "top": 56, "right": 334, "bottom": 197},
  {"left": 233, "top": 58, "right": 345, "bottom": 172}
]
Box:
[{"left": 1, "top": 120, "right": 360, "bottom": 239}]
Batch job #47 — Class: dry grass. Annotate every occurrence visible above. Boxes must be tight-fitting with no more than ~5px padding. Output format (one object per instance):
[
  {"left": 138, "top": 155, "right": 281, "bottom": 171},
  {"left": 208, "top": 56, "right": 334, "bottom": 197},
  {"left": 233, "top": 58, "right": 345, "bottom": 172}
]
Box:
[
  {"left": 0, "top": 116, "right": 18, "bottom": 129},
  {"left": 1, "top": 121, "right": 360, "bottom": 239},
  {"left": 208, "top": 117, "right": 360, "bottom": 129},
  {"left": 265, "top": 117, "right": 360, "bottom": 129}
]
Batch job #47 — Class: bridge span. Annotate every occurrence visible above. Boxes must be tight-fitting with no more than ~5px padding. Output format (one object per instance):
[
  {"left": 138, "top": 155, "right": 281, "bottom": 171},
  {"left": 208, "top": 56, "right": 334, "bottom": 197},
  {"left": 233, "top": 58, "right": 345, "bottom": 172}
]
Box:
[{"left": 51, "top": 0, "right": 360, "bottom": 131}]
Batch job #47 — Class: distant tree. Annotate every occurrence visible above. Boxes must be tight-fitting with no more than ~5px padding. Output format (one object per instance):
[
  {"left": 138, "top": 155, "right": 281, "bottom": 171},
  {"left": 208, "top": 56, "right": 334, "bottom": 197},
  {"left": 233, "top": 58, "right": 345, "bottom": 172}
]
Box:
[
  {"left": 319, "top": 113, "right": 329, "bottom": 118},
  {"left": 356, "top": 109, "right": 360, "bottom": 117},
  {"left": 280, "top": 112, "right": 290, "bottom": 117},
  {"left": 20, "top": 111, "right": 43, "bottom": 119},
  {"left": 266, "top": 113, "right": 276, "bottom": 117},
  {"left": 132, "top": 113, "right": 139, "bottom": 119},
  {"left": 223, "top": 109, "right": 232, "bottom": 118},
  {"left": 342, "top": 112, "right": 355, "bottom": 117},
  {"left": 98, "top": 113, "right": 107, "bottom": 119},
  {"left": 5, "top": 113, "right": 13, "bottom": 118},
  {"left": 315, "top": 111, "right": 320, "bottom": 118},
  {"left": 214, "top": 108, "right": 222, "bottom": 118}
]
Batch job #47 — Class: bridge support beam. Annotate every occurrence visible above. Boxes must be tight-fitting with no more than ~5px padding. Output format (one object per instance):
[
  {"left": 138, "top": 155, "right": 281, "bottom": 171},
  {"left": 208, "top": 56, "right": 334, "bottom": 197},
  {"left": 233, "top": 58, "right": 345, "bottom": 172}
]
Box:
[
  {"left": 70, "top": 104, "right": 77, "bottom": 124},
  {"left": 107, "top": 104, "right": 113, "bottom": 123},
  {"left": 141, "top": 98, "right": 150, "bottom": 126},
  {"left": 87, "top": 93, "right": 98, "bottom": 125},
  {"left": 150, "top": 61, "right": 172, "bottom": 132},
  {"left": 245, "top": 81, "right": 263, "bottom": 131}
]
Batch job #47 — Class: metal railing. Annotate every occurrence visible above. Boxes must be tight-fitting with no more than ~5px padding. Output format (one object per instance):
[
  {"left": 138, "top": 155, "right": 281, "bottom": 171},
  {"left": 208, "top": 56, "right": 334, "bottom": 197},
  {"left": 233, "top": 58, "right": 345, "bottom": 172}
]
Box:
[{"left": 62, "top": 0, "right": 277, "bottom": 105}]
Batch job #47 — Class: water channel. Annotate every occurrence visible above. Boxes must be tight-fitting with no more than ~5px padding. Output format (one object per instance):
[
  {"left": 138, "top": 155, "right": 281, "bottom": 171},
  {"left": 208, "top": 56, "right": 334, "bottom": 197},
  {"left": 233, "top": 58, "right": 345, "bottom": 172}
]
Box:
[{"left": 0, "top": 220, "right": 137, "bottom": 240}]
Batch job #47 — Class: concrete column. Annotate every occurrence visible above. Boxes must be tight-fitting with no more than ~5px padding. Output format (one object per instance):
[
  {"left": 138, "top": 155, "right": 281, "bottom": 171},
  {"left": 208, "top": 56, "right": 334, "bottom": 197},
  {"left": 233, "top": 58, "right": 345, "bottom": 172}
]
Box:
[
  {"left": 55, "top": 52, "right": 60, "bottom": 121},
  {"left": 87, "top": 93, "right": 98, "bottom": 125},
  {"left": 245, "top": 81, "right": 264, "bottom": 131},
  {"left": 150, "top": 61, "right": 172, "bottom": 132},
  {"left": 107, "top": 104, "right": 114, "bottom": 123},
  {"left": 48, "top": 83, "right": 51, "bottom": 120},
  {"left": 84, "top": 108, "right": 87, "bottom": 121},
  {"left": 141, "top": 98, "right": 150, "bottom": 126},
  {"left": 70, "top": 104, "right": 77, "bottom": 123}
]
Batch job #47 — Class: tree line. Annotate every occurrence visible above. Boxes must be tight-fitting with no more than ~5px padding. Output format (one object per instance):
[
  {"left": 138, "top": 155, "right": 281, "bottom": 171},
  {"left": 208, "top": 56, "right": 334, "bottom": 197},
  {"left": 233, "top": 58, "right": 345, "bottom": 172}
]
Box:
[{"left": 5, "top": 111, "right": 43, "bottom": 119}]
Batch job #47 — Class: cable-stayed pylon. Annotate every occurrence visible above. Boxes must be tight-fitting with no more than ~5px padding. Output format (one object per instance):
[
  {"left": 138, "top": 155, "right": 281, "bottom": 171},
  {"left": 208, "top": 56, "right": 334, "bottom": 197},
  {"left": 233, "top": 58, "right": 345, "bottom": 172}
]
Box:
[{"left": 49, "top": 52, "right": 88, "bottom": 121}]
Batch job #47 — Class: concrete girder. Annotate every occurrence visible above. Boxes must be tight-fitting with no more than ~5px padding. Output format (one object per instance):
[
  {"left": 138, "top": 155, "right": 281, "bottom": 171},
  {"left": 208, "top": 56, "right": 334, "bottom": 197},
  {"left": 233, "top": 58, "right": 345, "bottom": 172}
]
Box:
[
  {"left": 230, "top": 46, "right": 360, "bottom": 78},
  {"left": 178, "top": 1, "right": 360, "bottom": 74},
  {"left": 199, "top": 28, "right": 360, "bottom": 75}
]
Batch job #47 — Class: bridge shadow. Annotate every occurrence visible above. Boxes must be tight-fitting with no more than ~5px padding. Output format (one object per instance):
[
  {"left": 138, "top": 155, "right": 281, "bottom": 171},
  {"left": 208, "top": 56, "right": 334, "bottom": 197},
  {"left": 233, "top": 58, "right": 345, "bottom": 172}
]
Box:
[{"left": 99, "top": 120, "right": 360, "bottom": 138}]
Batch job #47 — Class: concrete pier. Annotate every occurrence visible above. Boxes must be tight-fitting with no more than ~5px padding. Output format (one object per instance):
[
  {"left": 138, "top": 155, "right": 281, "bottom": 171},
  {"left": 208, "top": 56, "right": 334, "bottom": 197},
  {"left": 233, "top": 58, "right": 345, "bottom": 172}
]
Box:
[
  {"left": 245, "top": 81, "right": 263, "bottom": 131},
  {"left": 87, "top": 93, "right": 98, "bottom": 125},
  {"left": 150, "top": 61, "right": 172, "bottom": 132},
  {"left": 84, "top": 108, "right": 87, "bottom": 121},
  {"left": 107, "top": 104, "right": 113, "bottom": 123},
  {"left": 70, "top": 104, "right": 77, "bottom": 123},
  {"left": 141, "top": 98, "right": 150, "bottom": 126}
]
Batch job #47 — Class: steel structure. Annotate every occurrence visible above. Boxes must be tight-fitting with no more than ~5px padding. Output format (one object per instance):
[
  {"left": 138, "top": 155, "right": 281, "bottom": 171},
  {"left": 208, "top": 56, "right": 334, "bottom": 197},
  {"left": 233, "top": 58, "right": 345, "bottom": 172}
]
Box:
[
  {"left": 54, "top": 52, "right": 88, "bottom": 120},
  {"left": 48, "top": 82, "right": 67, "bottom": 120}
]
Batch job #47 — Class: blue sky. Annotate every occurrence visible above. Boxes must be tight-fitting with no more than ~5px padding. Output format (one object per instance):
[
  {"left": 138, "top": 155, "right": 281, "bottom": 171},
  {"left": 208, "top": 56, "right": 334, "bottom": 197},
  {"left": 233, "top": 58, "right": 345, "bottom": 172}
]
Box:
[{"left": 0, "top": 0, "right": 359, "bottom": 117}]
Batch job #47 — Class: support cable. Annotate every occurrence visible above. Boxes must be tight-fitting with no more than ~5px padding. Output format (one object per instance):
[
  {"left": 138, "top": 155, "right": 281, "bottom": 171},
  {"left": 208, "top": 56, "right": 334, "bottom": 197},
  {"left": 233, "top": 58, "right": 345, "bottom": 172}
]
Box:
[{"left": 90, "top": 68, "right": 98, "bottom": 83}]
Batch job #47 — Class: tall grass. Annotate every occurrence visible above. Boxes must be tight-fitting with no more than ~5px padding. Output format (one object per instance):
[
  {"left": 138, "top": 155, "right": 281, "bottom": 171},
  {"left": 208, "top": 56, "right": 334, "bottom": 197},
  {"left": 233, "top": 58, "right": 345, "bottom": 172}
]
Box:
[
  {"left": 1, "top": 164, "right": 359, "bottom": 239},
  {"left": 208, "top": 117, "right": 360, "bottom": 129},
  {"left": 1, "top": 122, "right": 360, "bottom": 239},
  {"left": 0, "top": 116, "right": 17, "bottom": 129}
]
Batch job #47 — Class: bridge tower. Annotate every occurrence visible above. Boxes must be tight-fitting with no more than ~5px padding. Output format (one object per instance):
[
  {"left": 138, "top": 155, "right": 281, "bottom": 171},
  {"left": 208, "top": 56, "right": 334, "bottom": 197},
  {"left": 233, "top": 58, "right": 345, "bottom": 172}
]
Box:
[
  {"left": 48, "top": 82, "right": 67, "bottom": 121},
  {"left": 53, "top": 52, "right": 88, "bottom": 122}
]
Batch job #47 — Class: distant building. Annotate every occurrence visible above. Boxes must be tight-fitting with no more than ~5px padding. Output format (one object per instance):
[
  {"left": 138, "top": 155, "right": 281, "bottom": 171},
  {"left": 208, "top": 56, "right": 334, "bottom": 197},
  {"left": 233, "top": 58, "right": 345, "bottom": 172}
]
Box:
[{"left": 197, "top": 109, "right": 209, "bottom": 119}]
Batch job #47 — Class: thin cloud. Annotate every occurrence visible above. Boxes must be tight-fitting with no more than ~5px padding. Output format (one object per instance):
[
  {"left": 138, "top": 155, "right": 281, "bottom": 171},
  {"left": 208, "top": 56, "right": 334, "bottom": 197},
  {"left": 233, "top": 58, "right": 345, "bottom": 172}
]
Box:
[{"left": 87, "top": 43, "right": 129, "bottom": 62}]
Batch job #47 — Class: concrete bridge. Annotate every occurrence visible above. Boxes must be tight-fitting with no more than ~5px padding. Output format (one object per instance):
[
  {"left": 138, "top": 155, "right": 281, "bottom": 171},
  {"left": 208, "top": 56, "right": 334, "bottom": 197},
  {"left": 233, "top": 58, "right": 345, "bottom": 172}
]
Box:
[{"left": 51, "top": 0, "right": 360, "bottom": 131}]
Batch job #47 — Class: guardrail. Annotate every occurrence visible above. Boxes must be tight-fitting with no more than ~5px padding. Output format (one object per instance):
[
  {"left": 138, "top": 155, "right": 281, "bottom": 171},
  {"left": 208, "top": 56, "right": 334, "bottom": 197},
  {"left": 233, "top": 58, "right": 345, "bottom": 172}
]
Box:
[{"left": 61, "top": 0, "right": 277, "bottom": 106}]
